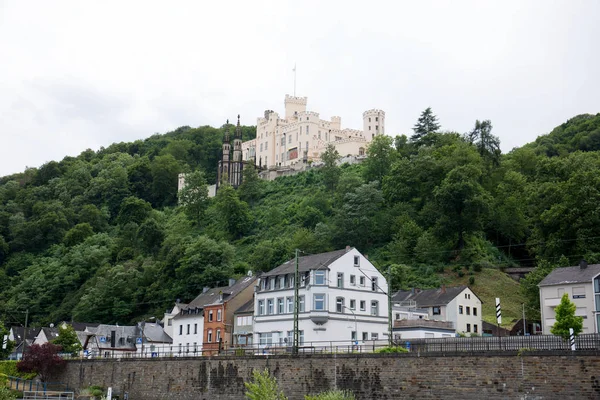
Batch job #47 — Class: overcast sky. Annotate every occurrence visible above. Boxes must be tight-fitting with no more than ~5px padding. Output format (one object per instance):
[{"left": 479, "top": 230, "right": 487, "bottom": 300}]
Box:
[{"left": 1, "top": 0, "right": 598, "bottom": 177}]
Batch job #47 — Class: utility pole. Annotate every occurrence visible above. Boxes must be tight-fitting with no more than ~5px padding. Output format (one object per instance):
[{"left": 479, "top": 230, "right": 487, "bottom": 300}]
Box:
[
  {"left": 293, "top": 249, "right": 299, "bottom": 355},
  {"left": 522, "top": 303, "right": 527, "bottom": 336},
  {"left": 387, "top": 265, "right": 392, "bottom": 347},
  {"left": 22, "top": 309, "right": 29, "bottom": 356}
]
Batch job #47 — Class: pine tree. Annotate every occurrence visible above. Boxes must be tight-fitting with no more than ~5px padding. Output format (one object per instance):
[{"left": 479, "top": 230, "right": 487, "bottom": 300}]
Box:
[
  {"left": 551, "top": 293, "right": 583, "bottom": 340},
  {"left": 411, "top": 107, "right": 441, "bottom": 144}
]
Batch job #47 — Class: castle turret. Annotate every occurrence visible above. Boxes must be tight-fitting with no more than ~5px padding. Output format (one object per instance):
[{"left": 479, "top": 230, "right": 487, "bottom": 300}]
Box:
[
  {"left": 284, "top": 94, "right": 307, "bottom": 119},
  {"left": 233, "top": 114, "right": 242, "bottom": 162},
  {"left": 363, "top": 109, "right": 385, "bottom": 140}
]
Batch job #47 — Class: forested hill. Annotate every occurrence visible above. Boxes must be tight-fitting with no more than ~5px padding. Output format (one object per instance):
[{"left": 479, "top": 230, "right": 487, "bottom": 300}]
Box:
[{"left": 1, "top": 112, "right": 600, "bottom": 328}]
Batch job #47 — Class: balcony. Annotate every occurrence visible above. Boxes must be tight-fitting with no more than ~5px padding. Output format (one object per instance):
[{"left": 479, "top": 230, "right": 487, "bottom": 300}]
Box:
[{"left": 309, "top": 311, "right": 329, "bottom": 325}]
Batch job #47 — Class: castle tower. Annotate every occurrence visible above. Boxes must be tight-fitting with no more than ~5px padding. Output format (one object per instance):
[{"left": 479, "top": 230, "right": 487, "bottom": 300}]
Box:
[
  {"left": 284, "top": 94, "right": 307, "bottom": 119},
  {"left": 231, "top": 115, "right": 243, "bottom": 187},
  {"left": 363, "top": 109, "right": 386, "bottom": 140},
  {"left": 221, "top": 120, "right": 231, "bottom": 184}
]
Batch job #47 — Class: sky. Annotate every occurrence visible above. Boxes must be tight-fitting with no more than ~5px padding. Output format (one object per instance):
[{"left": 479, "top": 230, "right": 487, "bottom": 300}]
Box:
[{"left": 1, "top": 0, "right": 599, "bottom": 177}]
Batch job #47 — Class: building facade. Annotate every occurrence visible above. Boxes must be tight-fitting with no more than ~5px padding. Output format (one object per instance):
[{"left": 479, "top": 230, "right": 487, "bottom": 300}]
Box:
[
  {"left": 393, "top": 286, "right": 483, "bottom": 336},
  {"left": 538, "top": 261, "right": 600, "bottom": 334},
  {"left": 242, "top": 95, "right": 385, "bottom": 170},
  {"left": 253, "top": 247, "right": 389, "bottom": 348}
]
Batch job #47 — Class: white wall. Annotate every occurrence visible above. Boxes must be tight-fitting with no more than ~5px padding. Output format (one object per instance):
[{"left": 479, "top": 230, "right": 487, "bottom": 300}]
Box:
[
  {"left": 539, "top": 283, "right": 596, "bottom": 334},
  {"left": 172, "top": 314, "right": 204, "bottom": 354}
]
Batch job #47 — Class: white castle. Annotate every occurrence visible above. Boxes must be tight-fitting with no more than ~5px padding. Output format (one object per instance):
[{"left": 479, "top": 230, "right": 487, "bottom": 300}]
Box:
[{"left": 242, "top": 95, "right": 385, "bottom": 169}]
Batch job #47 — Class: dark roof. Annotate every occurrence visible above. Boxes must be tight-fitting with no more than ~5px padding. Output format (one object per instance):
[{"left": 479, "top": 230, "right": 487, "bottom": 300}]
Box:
[
  {"left": 234, "top": 299, "right": 254, "bottom": 314},
  {"left": 180, "top": 275, "right": 257, "bottom": 312},
  {"left": 538, "top": 264, "right": 600, "bottom": 287},
  {"left": 392, "top": 286, "right": 474, "bottom": 307},
  {"left": 10, "top": 327, "right": 40, "bottom": 345},
  {"left": 86, "top": 324, "right": 138, "bottom": 350},
  {"left": 262, "top": 248, "right": 350, "bottom": 277},
  {"left": 39, "top": 327, "right": 59, "bottom": 341}
]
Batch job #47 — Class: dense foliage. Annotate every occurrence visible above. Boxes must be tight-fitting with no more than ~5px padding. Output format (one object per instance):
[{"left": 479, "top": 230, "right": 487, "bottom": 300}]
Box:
[{"left": 0, "top": 112, "right": 599, "bottom": 328}]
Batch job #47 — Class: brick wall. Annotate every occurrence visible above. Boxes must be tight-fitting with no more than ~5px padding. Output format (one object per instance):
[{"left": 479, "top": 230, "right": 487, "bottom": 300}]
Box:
[{"left": 56, "top": 351, "right": 600, "bottom": 399}]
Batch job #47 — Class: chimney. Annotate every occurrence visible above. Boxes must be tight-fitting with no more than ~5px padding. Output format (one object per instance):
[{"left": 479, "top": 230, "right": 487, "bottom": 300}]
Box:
[
  {"left": 580, "top": 259, "right": 588, "bottom": 270},
  {"left": 441, "top": 285, "right": 446, "bottom": 294},
  {"left": 202, "top": 287, "right": 210, "bottom": 293},
  {"left": 345, "top": 245, "right": 351, "bottom": 252},
  {"left": 229, "top": 278, "right": 236, "bottom": 287},
  {"left": 364, "top": 254, "right": 369, "bottom": 260}
]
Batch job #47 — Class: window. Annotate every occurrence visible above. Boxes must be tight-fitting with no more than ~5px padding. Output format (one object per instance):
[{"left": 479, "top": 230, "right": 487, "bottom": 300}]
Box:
[
  {"left": 278, "top": 298, "right": 284, "bottom": 314},
  {"left": 269, "top": 279, "right": 275, "bottom": 290},
  {"left": 179, "top": 325, "right": 183, "bottom": 335},
  {"left": 466, "top": 324, "right": 471, "bottom": 333},
  {"left": 289, "top": 275, "right": 294, "bottom": 288},
  {"left": 306, "top": 126, "right": 309, "bottom": 134},
  {"left": 368, "top": 117, "right": 371, "bottom": 122},
  {"left": 315, "top": 270, "right": 325, "bottom": 285},
  {"left": 288, "top": 135, "right": 292, "bottom": 143},
  {"left": 459, "top": 306, "right": 463, "bottom": 315},
  {"left": 209, "top": 311, "right": 213, "bottom": 322},
  {"left": 362, "top": 332, "right": 368, "bottom": 341},
  {"left": 375, "top": 117, "right": 378, "bottom": 122},
  {"left": 259, "top": 333, "right": 273, "bottom": 346},
  {"left": 186, "top": 324, "right": 190, "bottom": 335},
  {"left": 466, "top": 306, "right": 471, "bottom": 316},
  {"left": 354, "top": 256, "right": 360, "bottom": 267},
  {"left": 314, "top": 294, "right": 325, "bottom": 310},
  {"left": 217, "top": 309, "right": 222, "bottom": 321},
  {"left": 474, "top": 324, "right": 478, "bottom": 333},
  {"left": 368, "top": 126, "right": 371, "bottom": 130},
  {"left": 265, "top": 142, "right": 268, "bottom": 150},
  {"left": 267, "top": 299, "right": 274, "bottom": 315},
  {"left": 193, "top": 342, "right": 197, "bottom": 352},
  {"left": 280, "top": 276, "right": 285, "bottom": 288},
  {"left": 360, "top": 276, "right": 365, "bottom": 286},
  {"left": 433, "top": 307, "right": 441, "bottom": 315},
  {"left": 216, "top": 329, "right": 221, "bottom": 342},
  {"left": 261, "top": 279, "right": 267, "bottom": 290},
  {"left": 473, "top": 307, "right": 477, "bottom": 316},
  {"left": 260, "top": 143, "right": 263, "bottom": 152},
  {"left": 287, "top": 297, "right": 293, "bottom": 313},
  {"left": 465, "top": 293, "right": 468, "bottom": 299},
  {"left": 360, "top": 300, "right": 366, "bottom": 311},
  {"left": 350, "top": 299, "right": 356, "bottom": 310},
  {"left": 336, "top": 297, "right": 344, "bottom": 313},
  {"left": 350, "top": 275, "right": 356, "bottom": 286},
  {"left": 595, "top": 276, "right": 600, "bottom": 313},
  {"left": 207, "top": 329, "right": 213, "bottom": 342},
  {"left": 371, "top": 277, "right": 378, "bottom": 292},
  {"left": 168, "top": 319, "right": 172, "bottom": 326},
  {"left": 194, "top": 324, "right": 197, "bottom": 334},
  {"left": 299, "top": 296, "right": 305, "bottom": 312},
  {"left": 351, "top": 331, "right": 357, "bottom": 340},
  {"left": 395, "top": 313, "right": 400, "bottom": 320},
  {"left": 371, "top": 333, "right": 379, "bottom": 340},
  {"left": 371, "top": 301, "right": 379, "bottom": 316},
  {"left": 337, "top": 273, "right": 343, "bottom": 288},
  {"left": 258, "top": 300, "right": 265, "bottom": 316},
  {"left": 573, "top": 286, "right": 586, "bottom": 299}
]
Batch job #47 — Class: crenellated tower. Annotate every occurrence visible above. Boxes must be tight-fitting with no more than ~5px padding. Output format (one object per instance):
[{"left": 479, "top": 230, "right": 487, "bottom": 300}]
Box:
[{"left": 363, "top": 109, "right": 386, "bottom": 141}]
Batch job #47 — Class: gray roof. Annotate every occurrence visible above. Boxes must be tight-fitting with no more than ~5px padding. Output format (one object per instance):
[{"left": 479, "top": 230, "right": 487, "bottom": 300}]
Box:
[
  {"left": 10, "top": 327, "right": 40, "bottom": 345},
  {"left": 393, "top": 286, "right": 476, "bottom": 307},
  {"left": 87, "top": 324, "right": 138, "bottom": 350},
  {"left": 538, "top": 264, "right": 600, "bottom": 286},
  {"left": 234, "top": 299, "right": 254, "bottom": 314},
  {"left": 39, "top": 327, "right": 59, "bottom": 341},
  {"left": 176, "top": 275, "right": 257, "bottom": 317},
  {"left": 142, "top": 322, "right": 172, "bottom": 343},
  {"left": 261, "top": 248, "right": 350, "bottom": 277}
]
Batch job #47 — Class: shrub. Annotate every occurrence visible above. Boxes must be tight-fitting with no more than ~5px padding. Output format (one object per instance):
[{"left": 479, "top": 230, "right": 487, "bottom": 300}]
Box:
[
  {"left": 245, "top": 369, "right": 287, "bottom": 400},
  {"left": 0, "top": 387, "right": 17, "bottom": 400},
  {"left": 374, "top": 346, "right": 408, "bottom": 354},
  {"left": 305, "top": 389, "right": 356, "bottom": 400},
  {"left": 473, "top": 264, "right": 483, "bottom": 272},
  {"left": 468, "top": 276, "right": 475, "bottom": 285}
]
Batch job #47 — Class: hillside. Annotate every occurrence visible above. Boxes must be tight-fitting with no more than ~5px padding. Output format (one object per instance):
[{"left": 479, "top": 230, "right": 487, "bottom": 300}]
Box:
[{"left": 1, "top": 111, "right": 600, "bottom": 328}]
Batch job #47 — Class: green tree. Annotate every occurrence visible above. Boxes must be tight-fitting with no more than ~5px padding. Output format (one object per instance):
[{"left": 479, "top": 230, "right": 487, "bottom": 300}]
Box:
[
  {"left": 465, "top": 120, "right": 501, "bottom": 166},
  {"left": 363, "top": 135, "right": 395, "bottom": 186},
  {"left": 178, "top": 170, "right": 209, "bottom": 223},
  {"left": 520, "top": 260, "right": 555, "bottom": 319},
  {"left": 0, "top": 235, "right": 8, "bottom": 265},
  {"left": 321, "top": 144, "right": 341, "bottom": 191},
  {"left": 214, "top": 185, "right": 252, "bottom": 240},
  {"left": 411, "top": 107, "right": 441, "bottom": 145},
  {"left": 151, "top": 154, "right": 181, "bottom": 207},
  {"left": 116, "top": 196, "right": 152, "bottom": 225},
  {"left": 63, "top": 223, "right": 94, "bottom": 247},
  {"left": 551, "top": 293, "right": 583, "bottom": 340},
  {"left": 0, "top": 321, "right": 14, "bottom": 359},
  {"left": 52, "top": 324, "right": 82, "bottom": 356},
  {"left": 245, "top": 369, "right": 287, "bottom": 400},
  {"left": 238, "top": 164, "right": 264, "bottom": 206}
]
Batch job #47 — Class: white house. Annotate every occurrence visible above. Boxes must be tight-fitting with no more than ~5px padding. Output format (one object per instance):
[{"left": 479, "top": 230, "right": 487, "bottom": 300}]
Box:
[
  {"left": 253, "top": 247, "right": 389, "bottom": 348},
  {"left": 392, "top": 286, "right": 483, "bottom": 336},
  {"left": 393, "top": 319, "right": 455, "bottom": 339},
  {"left": 538, "top": 261, "right": 600, "bottom": 334}
]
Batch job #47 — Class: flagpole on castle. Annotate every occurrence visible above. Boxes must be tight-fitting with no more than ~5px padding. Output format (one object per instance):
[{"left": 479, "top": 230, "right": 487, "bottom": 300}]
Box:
[{"left": 293, "top": 63, "right": 297, "bottom": 97}]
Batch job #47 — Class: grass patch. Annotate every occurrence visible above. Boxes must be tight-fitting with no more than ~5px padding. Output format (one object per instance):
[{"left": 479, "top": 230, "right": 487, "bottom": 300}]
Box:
[{"left": 445, "top": 267, "right": 526, "bottom": 329}]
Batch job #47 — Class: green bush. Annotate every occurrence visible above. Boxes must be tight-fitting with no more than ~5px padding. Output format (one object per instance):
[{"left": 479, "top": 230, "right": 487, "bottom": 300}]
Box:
[
  {"left": 245, "top": 369, "right": 287, "bottom": 400},
  {"left": 305, "top": 389, "right": 356, "bottom": 400},
  {"left": 468, "top": 276, "right": 475, "bottom": 285},
  {"left": 374, "top": 346, "right": 408, "bottom": 354},
  {"left": 0, "top": 361, "right": 36, "bottom": 380},
  {"left": 0, "top": 387, "right": 18, "bottom": 400}
]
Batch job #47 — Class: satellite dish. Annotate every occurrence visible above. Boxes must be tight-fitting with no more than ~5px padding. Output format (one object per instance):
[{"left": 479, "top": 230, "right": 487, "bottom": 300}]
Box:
[{"left": 50, "top": 323, "right": 54, "bottom": 328}]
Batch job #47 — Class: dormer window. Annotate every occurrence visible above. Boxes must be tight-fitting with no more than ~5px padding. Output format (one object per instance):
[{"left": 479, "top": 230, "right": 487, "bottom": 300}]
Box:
[
  {"left": 314, "top": 270, "right": 325, "bottom": 285},
  {"left": 354, "top": 256, "right": 360, "bottom": 267}
]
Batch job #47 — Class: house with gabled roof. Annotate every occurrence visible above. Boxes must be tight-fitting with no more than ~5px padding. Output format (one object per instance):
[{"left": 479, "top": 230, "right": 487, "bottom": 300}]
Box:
[
  {"left": 393, "top": 286, "right": 483, "bottom": 336},
  {"left": 170, "top": 273, "right": 257, "bottom": 355},
  {"left": 538, "top": 260, "right": 600, "bottom": 334},
  {"left": 254, "top": 247, "right": 389, "bottom": 348},
  {"left": 233, "top": 299, "right": 254, "bottom": 347},
  {"left": 8, "top": 327, "right": 39, "bottom": 360}
]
